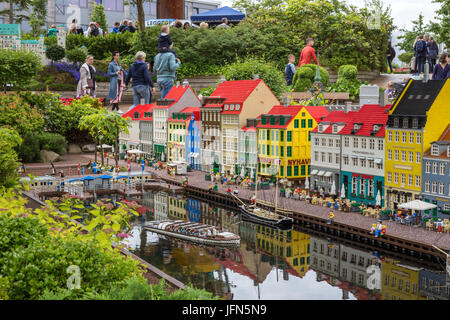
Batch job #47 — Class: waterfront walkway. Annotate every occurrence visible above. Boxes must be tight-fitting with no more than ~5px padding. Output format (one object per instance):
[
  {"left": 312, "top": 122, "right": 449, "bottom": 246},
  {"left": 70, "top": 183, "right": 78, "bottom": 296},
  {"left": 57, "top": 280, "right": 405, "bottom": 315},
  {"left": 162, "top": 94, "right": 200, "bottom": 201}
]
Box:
[{"left": 33, "top": 153, "right": 450, "bottom": 252}]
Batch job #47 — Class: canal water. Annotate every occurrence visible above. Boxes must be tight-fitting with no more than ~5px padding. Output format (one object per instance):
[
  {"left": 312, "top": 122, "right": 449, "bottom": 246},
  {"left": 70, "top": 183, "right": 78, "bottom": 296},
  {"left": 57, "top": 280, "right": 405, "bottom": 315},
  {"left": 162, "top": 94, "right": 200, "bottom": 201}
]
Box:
[{"left": 116, "top": 190, "right": 449, "bottom": 300}]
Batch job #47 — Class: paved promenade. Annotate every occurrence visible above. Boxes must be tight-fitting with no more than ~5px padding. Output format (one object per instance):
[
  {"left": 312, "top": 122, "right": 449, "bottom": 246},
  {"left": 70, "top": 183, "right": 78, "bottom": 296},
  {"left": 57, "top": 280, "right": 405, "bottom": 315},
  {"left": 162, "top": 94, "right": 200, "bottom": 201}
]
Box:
[{"left": 39, "top": 153, "right": 450, "bottom": 252}]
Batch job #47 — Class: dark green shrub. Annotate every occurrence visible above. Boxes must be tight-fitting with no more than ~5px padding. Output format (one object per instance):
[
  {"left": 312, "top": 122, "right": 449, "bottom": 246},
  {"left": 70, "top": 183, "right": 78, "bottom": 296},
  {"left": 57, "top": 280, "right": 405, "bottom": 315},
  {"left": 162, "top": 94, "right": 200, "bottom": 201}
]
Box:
[
  {"left": 18, "top": 133, "right": 41, "bottom": 163},
  {"left": 292, "top": 78, "right": 313, "bottom": 92},
  {"left": 44, "top": 36, "right": 57, "bottom": 47},
  {"left": 176, "top": 63, "right": 222, "bottom": 81},
  {"left": 291, "top": 64, "right": 329, "bottom": 92},
  {"left": 38, "top": 132, "right": 67, "bottom": 155},
  {"left": 328, "top": 65, "right": 361, "bottom": 99},
  {"left": 221, "top": 58, "right": 286, "bottom": 99},
  {"left": 398, "top": 52, "right": 414, "bottom": 65},
  {"left": 0, "top": 49, "right": 42, "bottom": 91},
  {"left": 0, "top": 215, "right": 49, "bottom": 260},
  {"left": 0, "top": 231, "right": 140, "bottom": 300},
  {"left": 337, "top": 65, "right": 358, "bottom": 82},
  {"left": 65, "top": 48, "right": 87, "bottom": 64},
  {"left": 45, "top": 45, "right": 66, "bottom": 63}
]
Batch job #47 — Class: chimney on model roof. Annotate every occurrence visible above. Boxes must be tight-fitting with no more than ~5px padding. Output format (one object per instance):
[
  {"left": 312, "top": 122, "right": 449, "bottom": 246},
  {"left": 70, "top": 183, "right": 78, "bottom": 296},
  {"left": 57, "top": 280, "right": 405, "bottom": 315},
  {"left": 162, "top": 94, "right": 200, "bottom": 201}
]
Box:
[
  {"left": 182, "top": 79, "right": 189, "bottom": 88},
  {"left": 220, "top": 75, "right": 226, "bottom": 83},
  {"left": 344, "top": 101, "right": 352, "bottom": 114},
  {"left": 283, "top": 96, "right": 290, "bottom": 107},
  {"left": 253, "top": 74, "right": 259, "bottom": 80},
  {"left": 176, "top": 80, "right": 180, "bottom": 87}
]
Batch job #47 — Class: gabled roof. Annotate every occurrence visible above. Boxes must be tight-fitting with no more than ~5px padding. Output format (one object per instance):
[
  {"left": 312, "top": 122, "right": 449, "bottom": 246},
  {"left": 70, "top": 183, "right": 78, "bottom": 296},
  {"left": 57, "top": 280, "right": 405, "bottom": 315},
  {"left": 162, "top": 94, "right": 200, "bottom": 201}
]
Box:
[
  {"left": 153, "top": 85, "right": 196, "bottom": 109},
  {"left": 241, "top": 126, "right": 257, "bottom": 132},
  {"left": 180, "top": 107, "right": 200, "bottom": 122},
  {"left": 424, "top": 124, "right": 450, "bottom": 158},
  {"left": 256, "top": 105, "right": 329, "bottom": 129},
  {"left": 122, "top": 103, "right": 155, "bottom": 121},
  {"left": 338, "top": 105, "right": 390, "bottom": 137},
  {"left": 390, "top": 79, "right": 446, "bottom": 116},
  {"left": 311, "top": 111, "right": 352, "bottom": 133},
  {"left": 304, "top": 106, "right": 329, "bottom": 123},
  {"left": 201, "top": 79, "right": 278, "bottom": 114}
]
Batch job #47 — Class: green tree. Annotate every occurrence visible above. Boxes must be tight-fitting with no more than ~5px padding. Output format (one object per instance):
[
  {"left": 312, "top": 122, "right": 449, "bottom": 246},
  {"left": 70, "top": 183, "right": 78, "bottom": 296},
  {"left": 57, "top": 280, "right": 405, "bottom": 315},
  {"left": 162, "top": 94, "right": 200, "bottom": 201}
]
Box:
[
  {"left": 0, "top": 0, "right": 30, "bottom": 23},
  {"left": 79, "top": 110, "right": 130, "bottom": 167},
  {"left": 45, "top": 45, "right": 66, "bottom": 64},
  {"left": 90, "top": 3, "right": 108, "bottom": 32},
  {"left": 0, "top": 128, "right": 22, "bottom": 188},
  {"left": 429, "top": 0, "right": 450, "bottom": 48},
  {"left": 0, "top": 95, "right": 44, "bottom": 136},
  {"left": 221, "top": 58, "right": 287, "bottom": 99},
  {"left": 0, "top": 49, "right": 42, "bottom": 93},
  {"left": 126, "top": 0, "right": 146, "bottom": 34},
  {"left": 28, "top": 0, "right": 47, "bottom": 36},
  {"left": 397, "top": 13, "right": 428, "bottom": 53}
]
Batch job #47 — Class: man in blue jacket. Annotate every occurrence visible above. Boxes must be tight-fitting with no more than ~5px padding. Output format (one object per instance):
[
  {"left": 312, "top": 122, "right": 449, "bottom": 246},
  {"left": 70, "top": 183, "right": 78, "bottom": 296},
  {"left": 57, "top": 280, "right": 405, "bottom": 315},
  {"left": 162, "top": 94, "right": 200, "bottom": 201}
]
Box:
[
  {"left": 154, "top": 51, "right": 181, "bottom": 99},
  {"left": 125, "top": 51, "right": 155, "bottom": 106}
]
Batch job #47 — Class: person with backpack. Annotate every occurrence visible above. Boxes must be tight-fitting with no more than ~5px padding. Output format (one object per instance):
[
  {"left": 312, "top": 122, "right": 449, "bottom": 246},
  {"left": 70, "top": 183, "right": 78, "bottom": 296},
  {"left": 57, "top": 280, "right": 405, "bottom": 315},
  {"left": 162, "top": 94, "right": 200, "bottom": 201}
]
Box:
[
  {"left": 386, "top": 40, "right": 396, "bottom": 73},
  {"left": 414, "top": 35, "right": 427, "bottom": 74}
]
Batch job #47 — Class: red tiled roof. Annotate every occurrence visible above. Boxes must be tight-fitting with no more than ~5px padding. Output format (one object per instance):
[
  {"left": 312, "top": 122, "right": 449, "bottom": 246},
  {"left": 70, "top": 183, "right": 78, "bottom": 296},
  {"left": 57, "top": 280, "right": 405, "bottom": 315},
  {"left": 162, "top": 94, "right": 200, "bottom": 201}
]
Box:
[
  {"left": 201, "top": 79, "right": 279, "bottom": 114},
  {"left": 311, "top": 111, "right": 354, "bottom": 133},
  {"left": 338, "top": 105, "right": 390, "bottom": 137},
  {"left": 180, "top": 107, "right": 200, "bottom": 121},
  {"left": 312, "top": 105, "right": 390, "bottom": 137},
  {"left": 241, "top": 126, "right": 257, "bottom": 132},
  {"left": 304, "top": 106, "right": 329, "bottom": 123},
  {"left": 153, "top": 85, "right": 197, "bottom": 109},
  {"left": 122, "top": 103, "right": 155, "bottom": 121}
]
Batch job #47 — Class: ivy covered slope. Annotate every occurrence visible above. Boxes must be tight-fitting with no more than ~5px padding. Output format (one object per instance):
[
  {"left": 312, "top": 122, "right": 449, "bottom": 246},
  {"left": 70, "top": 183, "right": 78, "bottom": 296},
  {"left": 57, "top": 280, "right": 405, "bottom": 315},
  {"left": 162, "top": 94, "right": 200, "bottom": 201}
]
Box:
[{"left": 0, "top": 189, "right": 218, "bottom": 300}]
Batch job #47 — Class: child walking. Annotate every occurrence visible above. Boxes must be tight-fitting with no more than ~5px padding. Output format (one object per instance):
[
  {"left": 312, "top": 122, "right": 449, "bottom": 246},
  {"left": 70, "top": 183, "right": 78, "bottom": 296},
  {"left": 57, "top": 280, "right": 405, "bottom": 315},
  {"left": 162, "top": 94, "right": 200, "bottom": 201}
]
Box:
[{"left": 285, "top": 54, "right": 296, "bottom": 86}]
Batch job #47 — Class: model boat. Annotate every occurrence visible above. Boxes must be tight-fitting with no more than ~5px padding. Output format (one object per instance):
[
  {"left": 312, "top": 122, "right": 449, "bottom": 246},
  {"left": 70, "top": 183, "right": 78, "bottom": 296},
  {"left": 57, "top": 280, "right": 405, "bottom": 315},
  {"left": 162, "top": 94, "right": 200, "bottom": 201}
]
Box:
[{"left": 145, "top": 220, "right": 240, "bottom": 246}]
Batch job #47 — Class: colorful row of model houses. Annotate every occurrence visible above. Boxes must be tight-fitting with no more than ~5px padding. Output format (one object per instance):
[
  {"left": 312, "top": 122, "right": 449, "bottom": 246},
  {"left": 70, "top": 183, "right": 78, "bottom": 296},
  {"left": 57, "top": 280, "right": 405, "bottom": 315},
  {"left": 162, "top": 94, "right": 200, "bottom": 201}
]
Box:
[{"left": 120, "top": 78, "right": 450, "bottom": 216}]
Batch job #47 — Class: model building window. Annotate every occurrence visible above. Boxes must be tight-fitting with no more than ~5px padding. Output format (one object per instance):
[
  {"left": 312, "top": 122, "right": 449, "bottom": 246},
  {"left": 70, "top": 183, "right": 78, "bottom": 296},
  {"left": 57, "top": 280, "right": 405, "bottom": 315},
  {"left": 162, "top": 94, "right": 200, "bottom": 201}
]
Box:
[
  {"left": 402, "top": 132, "right": 407, "bottom": 143},
  {"left": 388, "top": 131, "right": 392, "bottom": 142},
  {"left": 416, "top": 132, "right": 422, "bottom": 144},
  {"left": 425, "top": 161, "right": 431, "bottom": 173},
  {"left": 439, "top": 182, "right": 444, "bottom": 194},
  {"left": 393, "top": 118, "right": 399, "bottom": 127},
  {"left": 353, "top": 137, "right": 359, "bottom": 148},
  {"left": 425, "top": 181, "right": 430, "bottom": 192},
  {"left": 402, "top": 118, "right": 408, "bottom": 128},
  {"left": 394, "top": 150, "right": 399, "bottom": 161},
  {"left": 432, "top": 162, "right": 438, "bottom": 174},
  {"left": 388, "top": 149, "right": 392, "bottom": 160},
  {"left": 344, "top": 137, "right": 349, "bottom": 147},
  {"left": 440, "top": 163, "right": 445, "bottom": 175},
  {"left": 432, "top": 181, "right": 437, "bottom": 193},
  {"left": 408, "top": 174, "right": 413, "bottom": 186},
  {"left": 416, "top": 152, "right": 421, "bottom": 164},
  {"left": 431, "top": 144, "right": 439, "bottom": 156},
  {"left": 395, "top": 131, "right": 399, "bottom": 142},
  {"left": 361, "top": 138, "right": 366, "bottom": 149}
]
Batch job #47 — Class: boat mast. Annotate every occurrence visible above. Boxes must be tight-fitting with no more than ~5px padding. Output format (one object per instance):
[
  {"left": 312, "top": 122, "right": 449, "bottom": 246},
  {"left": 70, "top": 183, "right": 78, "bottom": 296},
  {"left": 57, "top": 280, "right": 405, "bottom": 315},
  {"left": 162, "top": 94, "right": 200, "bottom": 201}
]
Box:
[{"left": 274, "top": 159, "right": 279, "bottom": 211}]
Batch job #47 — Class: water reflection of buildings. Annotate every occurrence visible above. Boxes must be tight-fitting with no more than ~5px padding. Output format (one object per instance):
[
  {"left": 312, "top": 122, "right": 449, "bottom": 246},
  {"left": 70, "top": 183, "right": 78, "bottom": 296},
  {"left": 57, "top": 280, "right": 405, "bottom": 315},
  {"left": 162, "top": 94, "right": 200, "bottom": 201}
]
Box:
[
  {"left": 168, "top": 194, "right": 186, "bottom": 220},
  {"left": 187, "top": 198, "right": 201, "bottom": 222},
  {"left": 310, "top": 236, "right": 382, "bottom": 300},
  {"left": 255, "top": 225, "right": 310, "bottom": 279},
  {"left": 381, "top": 258, "right": 425, "bottom": 300},
  {"left": 154, "top": 191, "right": 168, "bottom": 220},
  {"left": 141, "top": 191, "right": 154, "bottom": 218},
  {"left": 419, "top": 269, "right": 450, "bottom": 300}
]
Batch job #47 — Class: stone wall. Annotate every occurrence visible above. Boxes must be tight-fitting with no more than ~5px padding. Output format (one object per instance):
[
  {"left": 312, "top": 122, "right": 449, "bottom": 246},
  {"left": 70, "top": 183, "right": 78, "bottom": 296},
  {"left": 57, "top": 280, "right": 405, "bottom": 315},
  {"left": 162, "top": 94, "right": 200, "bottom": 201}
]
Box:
[{"left": 324, "top": 67, "right": 380, "bottom": 83}]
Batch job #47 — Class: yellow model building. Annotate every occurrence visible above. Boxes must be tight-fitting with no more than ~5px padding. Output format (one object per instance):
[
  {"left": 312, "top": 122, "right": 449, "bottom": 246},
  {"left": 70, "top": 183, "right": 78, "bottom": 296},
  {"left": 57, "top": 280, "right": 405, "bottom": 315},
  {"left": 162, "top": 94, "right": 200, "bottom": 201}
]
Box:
[
  {"left": 384, "top": 78, "right": 449, "bottom": 208},
  {"left": 256, "top": 104, "right": 329, "bottom": 182}
]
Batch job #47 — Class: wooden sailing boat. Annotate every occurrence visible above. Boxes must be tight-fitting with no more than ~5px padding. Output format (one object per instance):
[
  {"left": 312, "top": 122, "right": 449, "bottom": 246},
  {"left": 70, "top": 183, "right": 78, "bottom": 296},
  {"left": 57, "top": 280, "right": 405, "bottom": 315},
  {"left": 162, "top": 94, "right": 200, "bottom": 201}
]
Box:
[{"left": 229, "top": 161, "right": 293, "bottom": 228}]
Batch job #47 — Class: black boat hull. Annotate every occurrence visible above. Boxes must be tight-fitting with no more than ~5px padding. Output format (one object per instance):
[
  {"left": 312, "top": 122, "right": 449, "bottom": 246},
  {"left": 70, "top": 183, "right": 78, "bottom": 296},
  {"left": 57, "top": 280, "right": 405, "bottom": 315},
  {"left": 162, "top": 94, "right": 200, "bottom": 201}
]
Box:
[{"left": 238, "top": 205, "right": 293, "bottom": 228}]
